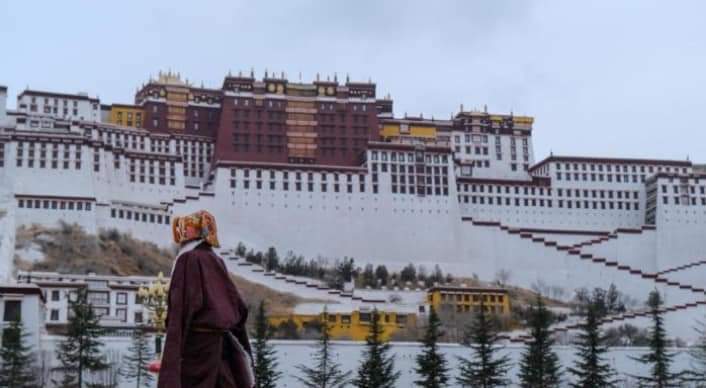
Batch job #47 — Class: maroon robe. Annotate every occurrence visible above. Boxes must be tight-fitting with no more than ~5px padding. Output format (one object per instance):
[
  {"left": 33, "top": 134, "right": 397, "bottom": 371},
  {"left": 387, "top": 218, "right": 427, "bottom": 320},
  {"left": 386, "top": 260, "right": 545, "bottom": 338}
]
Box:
[{"left": 158, "top": 243, "right": 252, "bottom": 388}]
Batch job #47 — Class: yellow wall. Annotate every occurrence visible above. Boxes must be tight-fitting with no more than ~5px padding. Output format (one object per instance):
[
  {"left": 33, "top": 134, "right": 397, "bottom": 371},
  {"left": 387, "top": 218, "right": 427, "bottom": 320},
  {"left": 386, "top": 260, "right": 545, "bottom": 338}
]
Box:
[
  {"left": 109, "top": 105, "right": 144, "bottom": 128},
  {"left": 381, "top": 123, "right": 437, "bottom": 140},
  {"left": 428, "top": 289, "right": 511, "bottom": 315},
  {"left": 488, "top": 115, "right": 533, "bottom": 125},
  {"left": 270, "top": 310, "right": 417, "bottom": 341},
  {"left": 381, "top": 124, "right": 401, "bottom": 138},
  {"left": 408, "top": 125, "right": 437, "bottom": 139}
]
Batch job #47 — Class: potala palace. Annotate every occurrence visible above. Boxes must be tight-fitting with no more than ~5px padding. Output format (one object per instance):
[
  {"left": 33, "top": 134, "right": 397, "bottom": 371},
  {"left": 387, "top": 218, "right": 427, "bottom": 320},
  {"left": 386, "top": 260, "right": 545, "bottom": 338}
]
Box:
[{"left": 1, "top": 71, "right": 705, "bottom": 339}]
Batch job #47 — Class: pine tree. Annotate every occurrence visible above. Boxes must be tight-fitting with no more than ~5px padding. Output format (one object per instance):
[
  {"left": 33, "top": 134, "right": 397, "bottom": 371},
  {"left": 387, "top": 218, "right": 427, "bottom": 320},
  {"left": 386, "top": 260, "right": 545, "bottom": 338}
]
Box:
[
  {"left": 264, "top": 247, "right": 280, "bottom": 272},
  {"left": 518, "top": 295, "right": 562, "bottom": 388},
  {"left": 119, "top": 326, "right": 153, "bottom": 388},
  {"left": 414, "top": 306, "right": 449, "bottom": 387},
  {"left": 253, "top": 301, "right": 281, "bottom": 388},
  {"left": 353, "top": 309, "right": 401, "bottom": 388},
  {"left": 295, "top": 309, "right": 350, "bottom": 388},
  {"left": 362, "top": 264, "right": 376, "bottom": 288},
  {"left": 375, "top": 265, "right": 389, "bottom": 287},
  {"left": 55, "top": 288, "right": 108, "bottom": 388},
  {"left": 400, "top": 264, "right": 417, "bottom": 284},
  {"left": 0, "top": 319, "right": 37, "bottom": 388},
  {"left": 688, "top": 316, "right": 706, "bottom": 386},
  {"left": 568, "top": 293, "right": 618, "bottom": 388},
  {"left": 457, "top": 301, "right": 511, "bottom": 387},
  {"left": 630, "top": 290, "right": 685, "bottom": 387}
]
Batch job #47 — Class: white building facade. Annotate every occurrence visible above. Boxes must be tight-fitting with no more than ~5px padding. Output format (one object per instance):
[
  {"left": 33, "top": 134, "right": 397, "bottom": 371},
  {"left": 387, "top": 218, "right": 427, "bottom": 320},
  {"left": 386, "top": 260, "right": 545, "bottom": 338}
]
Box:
[
  {"left": 0, "top": 82, "right": 705, "bottom": 338},
  {"left": 15, "top": 271, "right": 157, "bottom": 331},
  {"left": 0, "top": 284, "right": 45, "bottom": 352}
]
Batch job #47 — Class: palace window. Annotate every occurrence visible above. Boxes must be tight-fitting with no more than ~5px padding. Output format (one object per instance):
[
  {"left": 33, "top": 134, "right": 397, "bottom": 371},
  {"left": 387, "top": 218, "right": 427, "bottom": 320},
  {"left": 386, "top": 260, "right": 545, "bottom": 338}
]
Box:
[{"left": 3, "top": 301, "right": 21, "bottom": 322}]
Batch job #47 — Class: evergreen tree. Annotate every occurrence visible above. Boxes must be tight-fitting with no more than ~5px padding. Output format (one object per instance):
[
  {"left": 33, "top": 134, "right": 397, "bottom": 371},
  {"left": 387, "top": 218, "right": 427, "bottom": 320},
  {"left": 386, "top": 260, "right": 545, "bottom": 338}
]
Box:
[
  {"left": 362, "top": 264, "right": 376, "bottom": 288},
  {"left": 518, "top": 295, "right": 562, "bottom": 388},
  {"left": 0, "top": 319, "right": 37, "bottom": 388},
  {"left": 400, "top": 264, "right": 417, "bottom": 284},
  {"left": 688, "top": 316, "right": 706, "bottom": 385},
  {"left": 295, "top": 309, "right": 350, "bottom": 388},
  {"left": 264, "top": 247, "right": 280, "bottom": 272},
  {"left": 55, "top": 288, "right": 108, "bottom": 388},
  {"left": 444, "top": 273, "right": 454, "bottom": 284},
  {"left": 630, "top": 290, "right": 685, "bottom": 387},
  {"left": 414, "top": 306, "right": 449, "bottom": 387},
  {"left": 417, "top": 266, "right": 428, "bottom": 286},
  {"left": 331, "top": 258, "right": 355, "bottom": 289},
  {"left": 568, "top": 293, "right": 618, "bottom": 388},
  {"left": 457, "top": 301, "right": 511, "bottom": 388},
  {"left": 375, "top": 265, "right": 389, "bottom": 287},
  {"left": 426, "top": 265, "right": 444, "bottom": 288},
  {"left": 235, "top": 242, "right": 247, "bottom": 257},
  {"left": 253, "top": 301, "right": 281, "bottom": 388},
  {"left": 353, "top": 309, "right": 401, "bottom": 388},
  {"left": 119, "top": 326, "right": 153, "bottom": 388}
]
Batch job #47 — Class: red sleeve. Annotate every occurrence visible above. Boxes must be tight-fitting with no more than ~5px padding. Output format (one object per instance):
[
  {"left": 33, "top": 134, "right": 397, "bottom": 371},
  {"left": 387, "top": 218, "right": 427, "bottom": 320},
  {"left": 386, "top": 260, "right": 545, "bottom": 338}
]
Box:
[{"left": 157, "top": 253, "right": 204, "bottom": 388}]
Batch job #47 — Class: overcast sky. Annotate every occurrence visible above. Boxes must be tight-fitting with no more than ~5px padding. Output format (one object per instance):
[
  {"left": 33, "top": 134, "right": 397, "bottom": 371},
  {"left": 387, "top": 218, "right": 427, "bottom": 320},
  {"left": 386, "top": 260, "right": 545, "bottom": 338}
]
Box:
[{"left": 1, "top": 1, "right": 705, "bottom": 161}]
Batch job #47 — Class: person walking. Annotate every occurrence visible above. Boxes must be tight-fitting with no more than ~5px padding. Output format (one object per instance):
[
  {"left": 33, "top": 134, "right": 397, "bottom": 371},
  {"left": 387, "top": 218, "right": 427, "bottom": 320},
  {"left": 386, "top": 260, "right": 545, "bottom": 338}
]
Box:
[{"left": 158, "top": 210, "right": 254, "bottom": 388}]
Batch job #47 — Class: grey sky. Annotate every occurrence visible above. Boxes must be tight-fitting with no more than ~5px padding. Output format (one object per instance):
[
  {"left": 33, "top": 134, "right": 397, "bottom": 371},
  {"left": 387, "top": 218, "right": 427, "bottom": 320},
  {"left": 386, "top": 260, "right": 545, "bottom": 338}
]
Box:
[{"left": 2, "top": 1, "right": 705, "bottom": 161}]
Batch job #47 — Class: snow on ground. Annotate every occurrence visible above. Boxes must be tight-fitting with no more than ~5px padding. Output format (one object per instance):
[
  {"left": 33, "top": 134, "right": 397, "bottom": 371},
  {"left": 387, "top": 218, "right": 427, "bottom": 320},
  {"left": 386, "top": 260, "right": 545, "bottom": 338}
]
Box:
[
  {"left": 224, "top": 253, "right": 431, "bottom": 316},
  {"left": 38, "top": 335, "right": 701, "bottom": 388},
  {"left": 225, "top": 258, "right": 343, "bottom": 302},
  {"left": 14, "top": 241, "right": 45, "bottom": 263}
]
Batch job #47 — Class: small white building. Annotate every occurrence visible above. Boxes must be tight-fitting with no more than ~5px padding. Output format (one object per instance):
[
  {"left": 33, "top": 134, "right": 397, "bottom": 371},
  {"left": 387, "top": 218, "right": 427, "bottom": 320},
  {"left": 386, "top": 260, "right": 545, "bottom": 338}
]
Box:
[
  {"left": 16, "top": 89, "right": 101, "bottom": 123},
  {"left": 0, "top": 283, "right": 46, "bottom": 352},
  {"left": 16, "top": 271, "right": 159, "bottom": 334}
]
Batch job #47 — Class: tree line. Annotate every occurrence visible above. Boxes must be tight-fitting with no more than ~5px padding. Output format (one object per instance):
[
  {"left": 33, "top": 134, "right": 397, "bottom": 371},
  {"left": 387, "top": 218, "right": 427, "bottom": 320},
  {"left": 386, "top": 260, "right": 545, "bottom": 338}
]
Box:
[
  {"left": 252, "top": 288, "right": 706, "bottom": 387},
  {"left": 4, "top": 286, "right": 706, "bottom": 387},
  {"left": 237, "top": 243, "right": 454, "bottom": 290}
]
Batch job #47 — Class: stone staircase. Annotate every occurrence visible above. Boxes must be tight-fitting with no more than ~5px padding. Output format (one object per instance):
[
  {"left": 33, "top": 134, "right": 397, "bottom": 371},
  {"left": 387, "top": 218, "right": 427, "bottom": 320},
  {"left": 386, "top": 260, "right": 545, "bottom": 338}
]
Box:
[
  {"left": 465, "top": 219, "right": 706, "bottom": 343},
  {"left": 503, "top": 299, "right": 706, "bottom": 344},
  {"left": 221, "top": 248, "right": 388, "bottom": 304},
  {"left": 657, "top": 259, "right": 706, "bottom": 276},
  {"left": 465, "top": 219, "right": 705, "bottom": 296}
]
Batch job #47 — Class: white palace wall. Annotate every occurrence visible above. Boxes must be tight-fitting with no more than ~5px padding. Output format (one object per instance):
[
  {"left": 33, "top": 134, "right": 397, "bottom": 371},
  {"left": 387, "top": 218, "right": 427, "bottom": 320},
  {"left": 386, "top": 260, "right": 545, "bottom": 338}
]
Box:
[
  {"left": 1, "top": 123, "right": 706, "bottom": 338},
  {"left": 170, "top": 165, "right": 462, "bottom": 272},
  {"left": 456, "top": 222, "right": 657, "bottom": 299}
]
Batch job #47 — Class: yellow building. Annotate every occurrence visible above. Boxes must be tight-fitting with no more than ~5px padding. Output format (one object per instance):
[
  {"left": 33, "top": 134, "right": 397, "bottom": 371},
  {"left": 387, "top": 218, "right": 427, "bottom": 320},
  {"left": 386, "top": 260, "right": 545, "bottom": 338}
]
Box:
[
  {"left": 427, "top": 286, "right": 511, "bottom": 315},
  {"left": 269, "top": 306, "right": 417, "bottom": 341},
  {"left": 380, "top": 118, "right": 442, "bottom": 143},
  {"left": 108, "top": 104, "right": 144, "bottom": 128}
]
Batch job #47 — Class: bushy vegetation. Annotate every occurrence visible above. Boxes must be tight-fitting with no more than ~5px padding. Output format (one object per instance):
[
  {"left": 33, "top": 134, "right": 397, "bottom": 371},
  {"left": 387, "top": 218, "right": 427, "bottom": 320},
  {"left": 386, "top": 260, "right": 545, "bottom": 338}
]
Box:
[
  {"left": 237, "top": 243, "right": 452, "bottom": 290},
  {"left": 15, "top": 222, "right": 175, "bottom": 276},
  {"left": 571, "top": 284, "right": 631, "bottom": 318}
]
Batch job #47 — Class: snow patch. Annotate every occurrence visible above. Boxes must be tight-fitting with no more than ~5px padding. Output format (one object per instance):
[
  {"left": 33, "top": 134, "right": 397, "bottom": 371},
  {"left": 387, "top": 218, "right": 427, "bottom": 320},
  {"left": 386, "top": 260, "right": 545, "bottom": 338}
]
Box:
[{"left": 14, "top": 241, "right": 46, "bottom": 263}]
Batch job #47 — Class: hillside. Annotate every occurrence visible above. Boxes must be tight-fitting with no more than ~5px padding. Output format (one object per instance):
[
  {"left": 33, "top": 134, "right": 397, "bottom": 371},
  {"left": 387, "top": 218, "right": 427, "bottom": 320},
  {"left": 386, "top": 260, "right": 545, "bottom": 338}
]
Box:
[
  {"left": 230, "top": 273, "right": 305, "bottom": 315},
  {"left": 13, "top": 223, "right": 306, "bottom": 315},
  {"left": 14, "top": 223, "right": 175, "bottom": 276}
]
